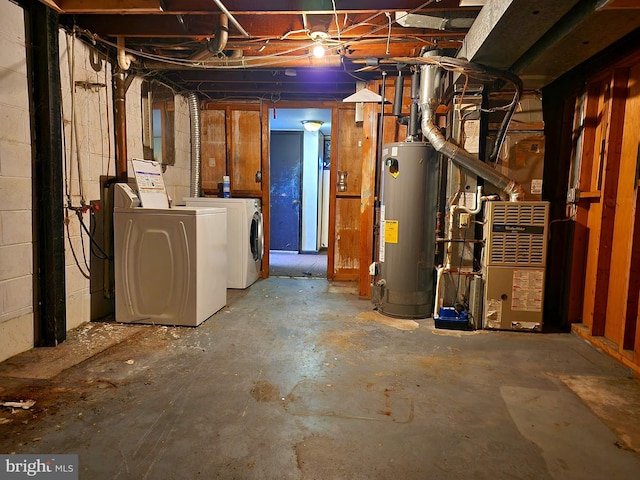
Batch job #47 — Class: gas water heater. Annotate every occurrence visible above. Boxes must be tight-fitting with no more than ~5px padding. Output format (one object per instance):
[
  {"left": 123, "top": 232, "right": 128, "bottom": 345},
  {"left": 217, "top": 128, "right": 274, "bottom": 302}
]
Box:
[{"left": 375, "top": 142, "right": 439, "bottom": 318}]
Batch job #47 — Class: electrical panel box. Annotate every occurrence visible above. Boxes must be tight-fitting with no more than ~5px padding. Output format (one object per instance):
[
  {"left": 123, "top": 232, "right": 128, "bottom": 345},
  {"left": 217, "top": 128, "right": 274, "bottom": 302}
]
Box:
[{"left": 483, "top": 201, "right": 549, "bottom": 331}]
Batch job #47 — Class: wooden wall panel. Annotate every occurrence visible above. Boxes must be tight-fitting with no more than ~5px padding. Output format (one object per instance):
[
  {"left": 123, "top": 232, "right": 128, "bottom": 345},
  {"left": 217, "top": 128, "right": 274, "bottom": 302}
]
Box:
[
  {"left": 601, "top": 69, "right": 632, "bottom": 343},
  {"left": 613, "top": 64, "right": 640, "bottom": 350},
  {"left": 335, "top": 108, "right": 362, "bottom": 196},
  {"left": 334, "top": 197, "right": 361, "bottom": 280},
  {"left": 570, "top": 53, "right": 640, "bottom": 375},
  {"left": 330, "top": 106, "right": 362, "bottom": 280},
  {"left": 200, "top": 109, "right": 226, "bottom": 195},
  {"left": 229, "top": 108, "right": 262, "bottom": 196},
  {"left": 568, "top": 84, "right": 601, "bottom": 323},
  {"left": 581, "top": 80, "right": 610, "bottom": 333},
  {"left": 359, "top": 102, "right": 378, "bottom": 297}
]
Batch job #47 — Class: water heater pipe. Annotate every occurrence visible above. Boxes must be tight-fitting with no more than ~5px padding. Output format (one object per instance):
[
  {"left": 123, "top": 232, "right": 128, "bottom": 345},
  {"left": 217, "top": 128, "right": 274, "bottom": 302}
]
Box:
[
  {"left": 188, "top": 92, "right": 202, "bottom": 197},
  {"left": 418, "top": 55, "right": 524, "bottom": 201}
]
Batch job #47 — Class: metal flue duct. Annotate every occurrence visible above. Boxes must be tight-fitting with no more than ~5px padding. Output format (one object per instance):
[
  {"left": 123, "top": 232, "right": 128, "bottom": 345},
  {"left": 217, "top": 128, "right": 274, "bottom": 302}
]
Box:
[
  {"left": 188, "top": 92, "right": 201, "bottom": 197},
  {"left": 418, "top": 53, "right": 525, "bottom": 201}
]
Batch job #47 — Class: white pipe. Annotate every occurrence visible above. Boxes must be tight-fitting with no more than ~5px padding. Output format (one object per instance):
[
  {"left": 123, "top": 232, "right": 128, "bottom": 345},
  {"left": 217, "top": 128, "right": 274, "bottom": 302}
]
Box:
[
  {"left": 433, "top": 266, "right": 445, "bottom": 318},
  {"left": 117, "top": 36, "right": 134, "bottom": 71}
]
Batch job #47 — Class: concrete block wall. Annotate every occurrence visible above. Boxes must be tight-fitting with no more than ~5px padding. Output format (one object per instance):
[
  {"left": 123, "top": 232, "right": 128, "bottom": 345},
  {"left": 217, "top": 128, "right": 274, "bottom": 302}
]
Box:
[
  {"left": 0, "top": 0, "right": 34, "bottom": 361},
  {"left": 59, "top": 30, "right": 116, "bottom": 331},
  {"left": 164, "top": 94, "right": 192, "bottom": 202},
  {"left": 0, "top": 0, "right": 193, "bottom": 362}
]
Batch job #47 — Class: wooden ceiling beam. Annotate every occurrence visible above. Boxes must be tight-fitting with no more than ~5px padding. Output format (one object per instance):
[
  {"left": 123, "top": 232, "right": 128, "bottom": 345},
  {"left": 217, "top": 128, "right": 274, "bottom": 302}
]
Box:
[
  {"left": 166, "top": 82, "right": 358, "bottom": 95},
  {"left": 67, "top": 13, "right": 469, "bottom": 39},
  {"left": 53, "top": 0, "right": 475, "bottom": 15},
  {"left": 168, "top": 69, "right": 359, "bottom": 84},
  {"left": 57, "top": 0, "right": 163, "bottom": 13}
]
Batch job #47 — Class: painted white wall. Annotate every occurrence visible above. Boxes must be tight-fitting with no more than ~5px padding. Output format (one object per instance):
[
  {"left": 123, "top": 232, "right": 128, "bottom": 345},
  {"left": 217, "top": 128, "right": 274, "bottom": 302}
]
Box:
[
  {"left": 301, "top": 130, "right": 320, "bottom": 252},
  {"left": 0, "top": 1, "right": 193, "bottom": 362},
  {"left": 0, "top": 0, "right": 34, "bottom": 362}
]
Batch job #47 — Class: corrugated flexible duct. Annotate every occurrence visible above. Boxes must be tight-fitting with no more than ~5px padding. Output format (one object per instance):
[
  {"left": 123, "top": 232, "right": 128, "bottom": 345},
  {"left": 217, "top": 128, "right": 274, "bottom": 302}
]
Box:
[
  {"left": 188, "top": 92, "right": 201, "bottom": 197},
  {"left": 418, "top": 54, "right": 524, "bottom": 201}
]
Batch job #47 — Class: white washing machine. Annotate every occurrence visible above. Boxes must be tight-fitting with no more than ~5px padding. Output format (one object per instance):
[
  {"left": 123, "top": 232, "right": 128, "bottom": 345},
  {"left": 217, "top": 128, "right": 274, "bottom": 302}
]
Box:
[
  {"left": 184, "top": 197, "right": 263, "bottom": 289},
  {"left": 113, "top": 160, "right": 227, "bottom": 326}
]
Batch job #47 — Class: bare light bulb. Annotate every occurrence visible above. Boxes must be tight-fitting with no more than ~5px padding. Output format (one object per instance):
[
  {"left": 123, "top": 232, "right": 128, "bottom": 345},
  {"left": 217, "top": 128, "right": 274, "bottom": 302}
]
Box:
[{"left": 312, "top": 44, "right": 325, "bottom": 59}]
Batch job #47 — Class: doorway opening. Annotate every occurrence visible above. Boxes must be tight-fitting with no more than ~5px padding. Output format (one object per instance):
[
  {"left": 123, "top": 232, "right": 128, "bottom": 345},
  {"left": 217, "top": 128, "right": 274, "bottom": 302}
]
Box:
[{"left": 269, "top": 108, "right": 330, "bottom": 278}]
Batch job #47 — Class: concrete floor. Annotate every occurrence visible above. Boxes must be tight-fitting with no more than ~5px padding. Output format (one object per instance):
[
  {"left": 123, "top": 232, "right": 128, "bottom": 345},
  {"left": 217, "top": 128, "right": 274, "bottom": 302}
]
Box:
[
  {"left": 1, "top": 277, "right": 640, "bottom": 479},
  {"left": 269, "top": 251, "right": 327, "bottom": 278}
]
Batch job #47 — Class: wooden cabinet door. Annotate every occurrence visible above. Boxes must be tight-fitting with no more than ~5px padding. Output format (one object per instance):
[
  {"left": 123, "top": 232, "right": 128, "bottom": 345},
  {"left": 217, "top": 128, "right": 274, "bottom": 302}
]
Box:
[
  {"left": 229, "top": 108, "right": 262, "bottom": 196},
  {"left": 200, "top": 109, "right": 226, "bottom": 195}
]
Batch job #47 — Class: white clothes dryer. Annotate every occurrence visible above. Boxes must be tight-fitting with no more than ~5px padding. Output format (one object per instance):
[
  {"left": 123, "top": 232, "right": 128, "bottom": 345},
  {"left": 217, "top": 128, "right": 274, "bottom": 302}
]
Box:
[{"left": 184, "top": 197, "right": 263, "bottom": 289}]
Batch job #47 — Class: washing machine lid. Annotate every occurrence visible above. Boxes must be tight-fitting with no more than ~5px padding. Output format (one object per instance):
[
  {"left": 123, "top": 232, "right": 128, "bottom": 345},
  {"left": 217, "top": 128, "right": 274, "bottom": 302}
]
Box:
[
  {"left": 132, "top": 158, "right": 170, "bottom": 209},
  {"left": 116, "top": 206, "right": 225, "bottom": 216},
  {"left": 183, "top": 197, "right": 256, "bottom": 206}
]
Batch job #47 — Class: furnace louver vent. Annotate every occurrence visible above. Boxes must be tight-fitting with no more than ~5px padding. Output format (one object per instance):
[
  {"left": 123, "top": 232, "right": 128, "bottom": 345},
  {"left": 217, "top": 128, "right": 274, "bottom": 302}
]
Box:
[{"left": 485, "top": 202, "right": 549, "bottom": 267}]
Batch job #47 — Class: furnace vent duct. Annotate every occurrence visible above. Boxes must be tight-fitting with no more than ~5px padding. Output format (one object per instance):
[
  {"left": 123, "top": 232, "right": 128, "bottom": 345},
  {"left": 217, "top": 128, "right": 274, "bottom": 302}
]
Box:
[
  {"left": 188, "top": 92, "right": 201, "bottom": 197},
  {"left": 418, "top": 54, "right": 524, "bottom": 201}
]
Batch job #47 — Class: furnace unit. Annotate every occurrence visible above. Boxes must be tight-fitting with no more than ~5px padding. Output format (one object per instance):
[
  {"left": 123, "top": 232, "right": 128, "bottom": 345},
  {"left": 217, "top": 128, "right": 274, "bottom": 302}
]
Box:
[{"left": 483, "top": 201, "right": 549, "bottom": 331}]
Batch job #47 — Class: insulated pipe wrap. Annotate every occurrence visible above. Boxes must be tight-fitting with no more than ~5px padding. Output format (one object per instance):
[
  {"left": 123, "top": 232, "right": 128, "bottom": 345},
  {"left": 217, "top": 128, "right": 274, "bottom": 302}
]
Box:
[{"left": 188, "top": 92, "right": 201, "bottom": 197}]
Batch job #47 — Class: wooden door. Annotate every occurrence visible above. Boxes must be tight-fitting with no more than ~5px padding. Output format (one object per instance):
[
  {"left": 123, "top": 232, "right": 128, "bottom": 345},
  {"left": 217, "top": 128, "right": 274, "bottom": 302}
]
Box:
[{"left": 229, "top": 107, "right": 262, "bottom": 196}]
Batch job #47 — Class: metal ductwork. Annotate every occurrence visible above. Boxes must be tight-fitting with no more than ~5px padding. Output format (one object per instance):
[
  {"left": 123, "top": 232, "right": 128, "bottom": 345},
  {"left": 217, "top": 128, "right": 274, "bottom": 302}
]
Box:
[
  {"left": 418, "top": 54, "right": 524, "bottom": 201},
  {"left": 188, "top": 92, "right": 201, "bottom": 197},
  {"left": 395, "top": 12, "right": 476, "bottom": 30}
]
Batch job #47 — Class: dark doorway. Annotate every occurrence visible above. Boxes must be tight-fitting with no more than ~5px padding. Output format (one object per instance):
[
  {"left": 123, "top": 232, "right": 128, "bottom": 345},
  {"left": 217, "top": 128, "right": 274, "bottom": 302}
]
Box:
[{"left": 270, "top": 131, "right": 303, "bottom": 251}]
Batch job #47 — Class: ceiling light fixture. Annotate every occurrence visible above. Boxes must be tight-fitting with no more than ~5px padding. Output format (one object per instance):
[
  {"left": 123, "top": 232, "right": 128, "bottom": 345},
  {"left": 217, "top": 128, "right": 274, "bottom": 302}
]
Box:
[
  {"left": 310, "top": 31, "right": 330, "bottom": 59},
  {"left": 312, "top": 44, "right": 326, "bottom": 58},
  {"left": 302, "top": 120, "right": 324, "bottom": 132}
]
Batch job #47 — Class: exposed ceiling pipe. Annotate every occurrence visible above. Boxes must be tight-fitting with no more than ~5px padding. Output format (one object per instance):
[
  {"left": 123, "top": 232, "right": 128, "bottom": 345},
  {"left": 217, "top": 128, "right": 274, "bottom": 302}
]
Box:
[
  {"left": 191, "top": 14, "right": 229, "bottom": 60},
  {"left": 144, "top": 54, "right": 343, "bottom": 70},
  {"left": 116, "top": 36, "right": 134, "bottom": 71},
  {"left": 210, "top": 14, "right": 229, "bottom": 54},
  {"left": 212, "top": 0, "right": 250, "bottom": 38},
  {"left": 418, "top": 52, "right": 524, "bottom": 201}
]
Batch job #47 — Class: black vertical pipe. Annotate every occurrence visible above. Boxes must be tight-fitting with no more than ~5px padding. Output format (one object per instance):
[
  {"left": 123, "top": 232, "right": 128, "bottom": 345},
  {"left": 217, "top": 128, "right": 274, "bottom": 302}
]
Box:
[
  {"left": 26, "top": 2, "right": 66, "bottom": 346},
  {"left": 392, "top": 72, "right": 404, "bottom": 117},
  {"left": 408, "top": 71, "right": 420, "bottom": 137}
]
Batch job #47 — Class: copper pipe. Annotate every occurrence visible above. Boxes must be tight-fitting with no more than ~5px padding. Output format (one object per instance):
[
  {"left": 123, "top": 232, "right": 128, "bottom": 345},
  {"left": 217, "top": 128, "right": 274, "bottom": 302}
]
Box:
[{"left": 114, "top": 71, "right": 128, "bottom": 182}]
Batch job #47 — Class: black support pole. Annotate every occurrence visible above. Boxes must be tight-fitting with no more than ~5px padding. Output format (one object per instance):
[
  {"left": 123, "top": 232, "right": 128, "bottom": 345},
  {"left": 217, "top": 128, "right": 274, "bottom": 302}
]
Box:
[{"left": 26, "top": 1, "right": 66, "bottom": 346}]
